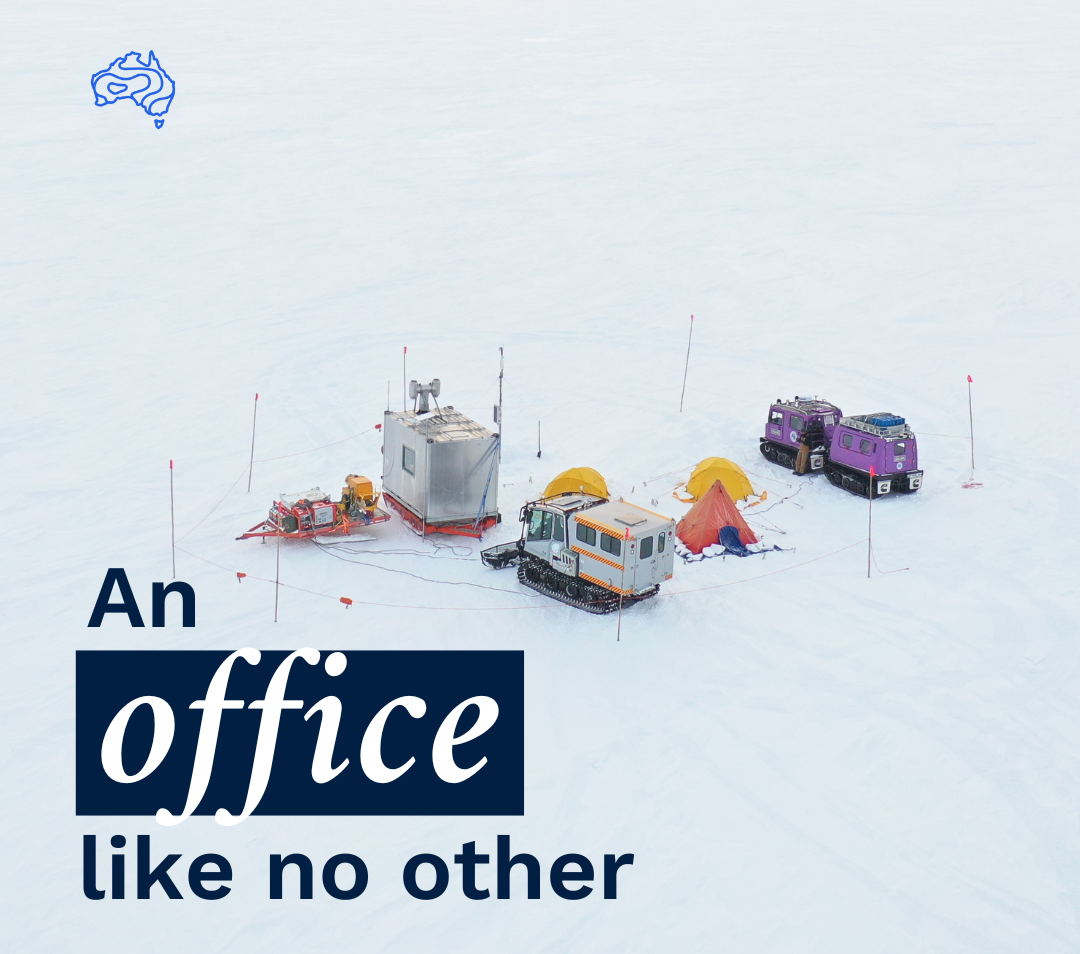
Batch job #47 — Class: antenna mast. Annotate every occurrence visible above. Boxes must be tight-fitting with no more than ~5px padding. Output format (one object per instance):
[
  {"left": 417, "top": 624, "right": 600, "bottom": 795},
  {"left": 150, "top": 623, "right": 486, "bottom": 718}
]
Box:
[{"left": 497, "top": 347, "right": 504, "bottom": 460}]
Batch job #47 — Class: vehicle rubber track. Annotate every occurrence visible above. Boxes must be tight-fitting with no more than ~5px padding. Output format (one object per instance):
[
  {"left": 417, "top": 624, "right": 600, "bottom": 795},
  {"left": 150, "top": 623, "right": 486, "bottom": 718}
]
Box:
[
  {"left": 516, "top": 559, "right": 659, "bottom": 615},
  {"left": 824, "top": 462, "right": 874, "bottom": 498},
  {"left": 759, "top": 439, "right": 797, "bottom": 470}
]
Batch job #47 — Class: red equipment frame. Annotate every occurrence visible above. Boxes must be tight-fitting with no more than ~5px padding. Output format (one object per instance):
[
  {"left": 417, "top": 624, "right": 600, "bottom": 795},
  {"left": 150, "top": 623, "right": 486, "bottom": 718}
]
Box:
[
  {"left": 382, "top": 491, "right": 498, "bottom": 539},
  {"left": 237, "top": 500, "right": 390, "bottom": 541}
]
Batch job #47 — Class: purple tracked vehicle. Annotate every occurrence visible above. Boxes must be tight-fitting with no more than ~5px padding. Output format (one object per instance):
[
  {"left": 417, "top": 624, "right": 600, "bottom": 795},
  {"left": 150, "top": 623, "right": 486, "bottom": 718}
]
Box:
[{"left": 759, "top": 396, "right": 924, "bottom": 498}]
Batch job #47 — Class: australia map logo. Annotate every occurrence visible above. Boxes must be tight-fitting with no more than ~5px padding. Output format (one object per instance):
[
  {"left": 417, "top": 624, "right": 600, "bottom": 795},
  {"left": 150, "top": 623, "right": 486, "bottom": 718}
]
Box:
[{"left": 91, "top": 51, "right": 175, "bottom": 128}]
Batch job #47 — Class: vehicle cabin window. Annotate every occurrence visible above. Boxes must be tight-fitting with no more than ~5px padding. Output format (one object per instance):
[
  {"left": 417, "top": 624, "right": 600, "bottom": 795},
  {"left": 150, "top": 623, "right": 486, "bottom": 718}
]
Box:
[
  {"left": 575, "top": 522, "right": 597, "bottom": 546},
  {"left": 640, "top": 535, "right": 653, "bottom": 559},
  {"left": 860, "top": 439, "right": 873, "bottom": 455},
  {"left": 527, "top": 509, "right": 553, "bottom": 541},
  {"left": 824, "top": 414, "right": 835, "bottom": 426},
  {"left": 893, "top": 442, "right": 906, "bottom": 458},
  {"left": 553, "top": 513, "right": 565, "bottom": 542},
  {"left": 600, "top": 532, "right": 622, "bottom": 557},
  {"left": 658, "top": 532, "right": 666, "bottom": 553},
  {"left": 841, "top": 433, "right": 853, "bottom": 448},
  {"left": 769, "top": 410, "right": 784, "bottom": 426},
  {"left": 402, "top": 445, "right": 415, "bottom": 476},
  {"left": 789, "top": 415, "right": 805, "bottom": 432}
]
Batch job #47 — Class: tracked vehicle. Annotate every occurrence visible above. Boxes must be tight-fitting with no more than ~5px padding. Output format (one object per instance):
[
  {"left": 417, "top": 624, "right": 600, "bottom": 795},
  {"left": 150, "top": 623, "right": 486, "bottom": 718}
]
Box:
[
  {"left": 759, "top": 397, "right": 924, "bottom": 497},
  {"left": 481, "top": 493, "right": 676, "bottom": 614}
]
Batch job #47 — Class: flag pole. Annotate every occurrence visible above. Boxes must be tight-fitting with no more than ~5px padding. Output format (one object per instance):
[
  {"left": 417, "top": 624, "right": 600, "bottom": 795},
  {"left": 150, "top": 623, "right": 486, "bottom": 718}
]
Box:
[
  {"left": 169, "top": 459, "right": 176, "bottom": 579},
  {"left": 246, "top": 392, "right": 259, "bottom": 492},
  {"left": 679, "top": 314, "right": 694, "bottom": 412},
  {"left": 967, "top": 375, "right": 975, "bottom": 472},
  {"left": 617, "top": 527, "right": 629, "bottom": 640},
  {"left": 274, "top": 531, "right": 281, "bottom": 622},
  {"left": 867, "top": 467, "right": 874, "bottom": 579},
  {"left": 962, "top": 375, "right": 982, "bottom": 489}
]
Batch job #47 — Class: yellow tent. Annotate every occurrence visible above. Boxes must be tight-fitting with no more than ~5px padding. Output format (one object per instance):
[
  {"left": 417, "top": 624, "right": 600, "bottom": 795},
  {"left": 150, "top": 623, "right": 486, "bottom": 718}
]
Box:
[
  {"left": 677, "top": 458, "right": 757, "bottom": 503},
  {"left": 543, "top": 467, "right": 609, "bottom": 500}
]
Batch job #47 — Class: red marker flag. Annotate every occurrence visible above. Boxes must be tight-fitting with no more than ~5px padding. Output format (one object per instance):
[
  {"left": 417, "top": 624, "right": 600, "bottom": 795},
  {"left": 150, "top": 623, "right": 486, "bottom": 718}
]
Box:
[
  {"left": 967, "top": 375, "right": 973, "bottom": 383},
  {"left": 870, "top": 465, "right": 876, "bottom": 478}
]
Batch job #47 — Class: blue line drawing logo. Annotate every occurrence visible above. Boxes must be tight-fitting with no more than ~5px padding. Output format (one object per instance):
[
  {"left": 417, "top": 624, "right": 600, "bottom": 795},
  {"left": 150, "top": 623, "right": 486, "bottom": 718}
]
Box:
[{"left": 91, "top": 51, "right": 175, "bottom": 129}]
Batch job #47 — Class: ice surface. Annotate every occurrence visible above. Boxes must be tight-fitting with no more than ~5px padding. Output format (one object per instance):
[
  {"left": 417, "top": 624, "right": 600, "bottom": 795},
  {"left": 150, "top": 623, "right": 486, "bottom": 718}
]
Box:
[{"left": 2, "top": 0, "right": 1079, "bottom": 951}]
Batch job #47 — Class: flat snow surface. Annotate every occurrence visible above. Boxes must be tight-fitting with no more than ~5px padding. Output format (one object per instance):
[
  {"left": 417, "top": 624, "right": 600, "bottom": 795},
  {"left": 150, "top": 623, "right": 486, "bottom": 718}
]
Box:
[{"left": 3, "top": 1, "right": 1079, "bottom": 951}]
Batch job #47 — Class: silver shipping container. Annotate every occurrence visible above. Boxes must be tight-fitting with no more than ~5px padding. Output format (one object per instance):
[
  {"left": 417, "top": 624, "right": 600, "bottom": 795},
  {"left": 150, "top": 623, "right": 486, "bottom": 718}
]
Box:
[{"left": 381, "top": 407, "right": 500, "bottom": 524}]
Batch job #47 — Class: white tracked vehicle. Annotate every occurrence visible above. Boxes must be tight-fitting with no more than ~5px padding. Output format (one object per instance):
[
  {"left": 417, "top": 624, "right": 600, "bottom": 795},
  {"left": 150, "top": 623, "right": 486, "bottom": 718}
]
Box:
[{"left": 481, "top": 493, "right": 676, "bottom": 614}]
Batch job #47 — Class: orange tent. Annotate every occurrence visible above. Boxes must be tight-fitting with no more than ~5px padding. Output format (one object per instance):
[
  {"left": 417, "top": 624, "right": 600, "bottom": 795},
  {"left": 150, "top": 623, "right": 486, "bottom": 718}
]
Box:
[{"left": 676, "top": 480, "right": 758, "bottom": 554}]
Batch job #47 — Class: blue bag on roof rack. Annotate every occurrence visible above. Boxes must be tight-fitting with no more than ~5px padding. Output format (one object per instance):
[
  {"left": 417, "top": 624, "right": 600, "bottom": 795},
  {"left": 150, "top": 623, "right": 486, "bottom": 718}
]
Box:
[{"left": 869, "top": 414, "right": 905, "bottom": 428}]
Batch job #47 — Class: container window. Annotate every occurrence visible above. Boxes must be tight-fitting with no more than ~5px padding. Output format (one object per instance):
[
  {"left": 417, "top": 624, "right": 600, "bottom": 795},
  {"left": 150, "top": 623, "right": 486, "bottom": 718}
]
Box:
[
  {"left": 860, "top": 439, "right": 873, "bottom": 455},
  {"left": 527, "top": 509, "right": 553, "bottom": 541},
  {"left": 575, "top": 523, "right": 597, "bottom": 546},
  {"left": 640, "top": 535, "right": 653, "bottom": 559},
  {"left": 553, "top": 514, "right": 565, "bottom": 542},
  {"left": 769, "top": 409, "right": 783, "bottom": 426},
  {"left": 600, "top": 533, "right": 622, "bottom": 557},
  {"left": 893, "top": 442, "right": 906, "bottom": 458},
  {"left": 789, "top": 415, "right": 805, "bottom": 432},
  {"left": 658, "top": 532, "right": 666, "bottom": 553},
  {"left": 402, "top": 445, "right": 415, "bottom": 476},
  {"left": 841, "top": 433, "right": 852, "bottom": 448}
]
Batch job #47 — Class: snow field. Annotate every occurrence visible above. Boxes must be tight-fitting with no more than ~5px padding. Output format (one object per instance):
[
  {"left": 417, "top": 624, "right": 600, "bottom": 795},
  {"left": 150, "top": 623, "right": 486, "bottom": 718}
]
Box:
[{"left": 2, "top": 0, "right": 1080, "bottom": 950}]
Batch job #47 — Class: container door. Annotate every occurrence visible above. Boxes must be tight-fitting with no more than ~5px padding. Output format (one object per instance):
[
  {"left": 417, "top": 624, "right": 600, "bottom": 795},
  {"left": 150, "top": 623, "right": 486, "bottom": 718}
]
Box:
[
  {"left": 550, "top": 513, "right": 566, "bottom": 568},
  {"left": 890, "top": 439, "right": 909, "bottom": 473},
  {"left": 787, "top": 412, "right": 806, "bottom": 447},
  {"left": 523, "top": 508, "right": 554, "bottom": 561},
  {"left": 636, "top": 533, "right": 657, "bottom": 588},
  {"left": 767, "top": 407, "right": 784, "bottom": 441}
]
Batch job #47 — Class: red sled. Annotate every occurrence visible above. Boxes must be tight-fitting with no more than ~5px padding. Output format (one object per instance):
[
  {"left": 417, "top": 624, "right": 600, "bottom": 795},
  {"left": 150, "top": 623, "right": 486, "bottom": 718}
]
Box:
[
  {"left": 382, "top": 490, "right": 499, "bottom": 539},
  {"left": 238, "top": 476, "right": 390, "bottom": 541}
]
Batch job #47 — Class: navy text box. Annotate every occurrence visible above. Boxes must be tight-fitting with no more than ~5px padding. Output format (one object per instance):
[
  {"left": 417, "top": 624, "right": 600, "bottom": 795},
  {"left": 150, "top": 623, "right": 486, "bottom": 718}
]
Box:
[{"left": 76, "top": 650, "right": 524, "bottom": 817}]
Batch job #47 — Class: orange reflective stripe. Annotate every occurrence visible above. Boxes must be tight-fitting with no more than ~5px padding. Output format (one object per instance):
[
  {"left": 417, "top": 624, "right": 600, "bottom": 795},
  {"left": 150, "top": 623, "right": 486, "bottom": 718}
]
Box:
[
  {"left": 573, "top": 515, "right": 624, "bottom": 538},
  {"left": 579, "top": 571, "right": 634, "bottom": 596},
  {"left": 571, "top": 545, "right": 623, "bottom": 570}
]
